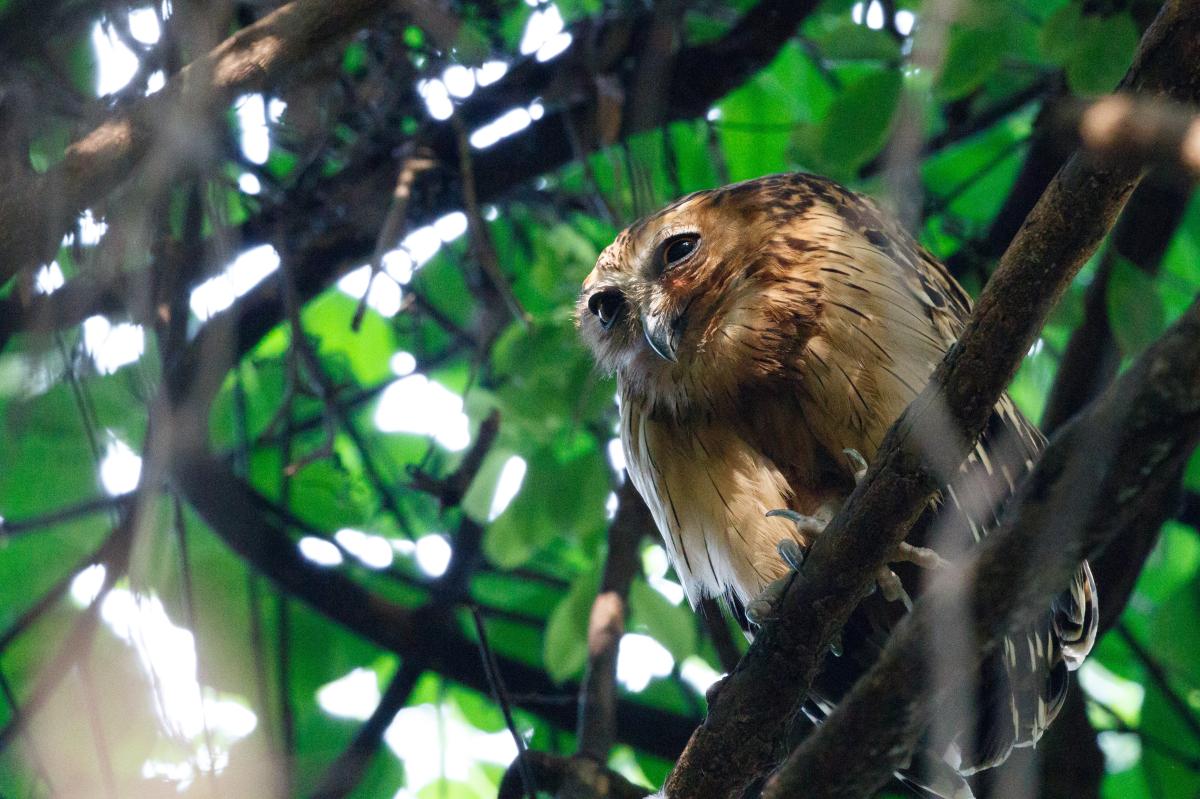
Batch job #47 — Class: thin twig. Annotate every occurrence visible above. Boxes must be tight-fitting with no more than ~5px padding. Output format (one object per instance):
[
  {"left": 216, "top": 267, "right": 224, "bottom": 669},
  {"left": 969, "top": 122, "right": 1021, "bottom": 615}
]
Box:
[
  {"left": 469, "top": 606, "right": 536, "bottom": 799},
  {"left": 308, "top": 661, "right": 425, "bottom": 799},
  {"left": 451, "top": 113, "right": 529, "bottom": 329},
  {"left": 1089, "top": 699, "right": 1200, "bottom": 771},
  {"left": 0, "top": 668, "right": 54, "bottom": 796},
  {"left": 351, "top": 151, "right": 435, "bottom": 332},
  {"left": 0, "top": 495, "right": 132, "bottom": 538},
  {"left": 173, "top": 495, "right": 221, "bottom": 798},
  {"left": 1116, "top": 624, "right": 1200, "bottom": 745},
  {"left": 0, "top": 515, "right": 134, "bottom": 755},
  {"left": 232, "top": 369, "right": 280, "bottom": 773},
  {"left": 408, "top": 409, "right": 501, "bottom": 507}
]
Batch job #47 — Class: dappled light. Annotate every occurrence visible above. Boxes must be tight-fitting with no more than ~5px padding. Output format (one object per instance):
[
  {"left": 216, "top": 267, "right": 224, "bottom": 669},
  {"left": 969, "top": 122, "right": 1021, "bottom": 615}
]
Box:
[{"left": 1, "top": 0, "right": 1199, "bottom": 797}]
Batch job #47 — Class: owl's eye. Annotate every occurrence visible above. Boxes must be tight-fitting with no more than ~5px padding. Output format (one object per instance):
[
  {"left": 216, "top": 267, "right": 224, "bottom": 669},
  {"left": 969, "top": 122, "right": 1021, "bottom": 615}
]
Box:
[
  {"left": 661, "top": 234, "right": 699, "bottom": 269},
  {"left": 588, "top": 289, "right": 624, "bottom": 330}
]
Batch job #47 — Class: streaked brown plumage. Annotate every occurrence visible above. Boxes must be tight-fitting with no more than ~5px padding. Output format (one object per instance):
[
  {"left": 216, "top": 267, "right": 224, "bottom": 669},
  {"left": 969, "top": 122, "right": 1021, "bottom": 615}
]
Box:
[{"left": 576, "top": 173, "right": 1097, "bottom": 795}]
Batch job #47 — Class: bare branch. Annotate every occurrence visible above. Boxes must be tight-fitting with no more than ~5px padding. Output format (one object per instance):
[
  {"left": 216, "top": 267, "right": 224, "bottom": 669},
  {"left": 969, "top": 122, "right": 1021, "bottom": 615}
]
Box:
[
  {"left": 172, "top": 449, "right": 698, "bottom": 759},
  {"left": 1053, "top": 92, "right": 1200, "bottom": 176},
  {"left": 577, "top": 480, "right": 651, "bottom": 762},
  {"left": 308, "top": 662, "right": 424, "bottom": 799},
  {"left": 352, "top": 151, "right": 436, "bottom": 332},
  {"left": 0, "top": 0, "right": 454, "bottom": 288},
  {"left": 408, "top": 409, "right": 502, "bottom": 508}
]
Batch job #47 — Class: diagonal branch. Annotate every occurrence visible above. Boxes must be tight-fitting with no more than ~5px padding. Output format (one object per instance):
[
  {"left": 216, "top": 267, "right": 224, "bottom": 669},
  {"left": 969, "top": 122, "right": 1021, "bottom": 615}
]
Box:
[
  {"left": 762, "top": 294, "right": 1200, "bottom": 799},
  {"left": 307, "top": 657, "right": 424, "bottom": 799},
  {"left": 4, "top": 0, "right": 822, "bottom": 363},
  {"left": 664, "top": 3, "right": 1200, "bottom": 795},
  {"left": 577, "top": 481, "right": 650, "bottom": 762},
  {"left": 171, "top": 449, "right": 698, "bottom": 760},
  {"left": 0, "top": 0, "right": 455, "bottom": 289}
]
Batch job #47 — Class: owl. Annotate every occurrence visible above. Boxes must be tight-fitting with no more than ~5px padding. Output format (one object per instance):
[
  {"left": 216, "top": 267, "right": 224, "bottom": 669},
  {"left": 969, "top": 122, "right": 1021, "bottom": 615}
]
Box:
[{"left": 576, "top": 173, "right": 1097, "bottom": 795}]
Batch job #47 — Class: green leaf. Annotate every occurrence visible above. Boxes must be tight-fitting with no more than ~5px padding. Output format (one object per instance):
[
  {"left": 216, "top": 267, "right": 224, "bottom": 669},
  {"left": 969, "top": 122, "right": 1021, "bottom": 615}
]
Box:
[
  {"left": 542, "top": 567, "right": 600, "bottom": 682},
  {"left": 938, "top": 27, "right": 1005, "bottom": 101},
  {"left": 809, "top": 17, "right": 901, "bottom": 63},
  {"left": 303, "top": 290, "right": 398, "bottom": 386},
  {"left": 460, "top": 446, "right": 519, "bottom": 523},
  {"left": 1040, "top": 7, "right": 1139, "bottom": 96},
  {"left": 1038, "top": 3, "right": 1082, "bottom": 64},
  {"left": 815, "top": 70, "right": 902, "bottom": 174},
  {"left": 718, "top": 42, "right": 829, "bottom": 180},
  {"left": 483, "top": 438, "right": 609, "bottom": 569},
  {"left": 1066, "top": 13, "right": 1139, "bottom": 95},
  {"left": 629, "top": 578, "right": 697, "bottom": 662}
]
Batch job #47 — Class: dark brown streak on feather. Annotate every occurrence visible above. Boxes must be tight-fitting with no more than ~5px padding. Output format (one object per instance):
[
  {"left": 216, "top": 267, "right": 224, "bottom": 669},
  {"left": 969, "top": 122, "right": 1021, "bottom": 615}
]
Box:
[
  {"left": 832, "top": 359, "right": 869, "bottom": 431},
  {"left": 827, "top": 299, "right": 871, "bottom": 322},
  {"left": 879, "top": 363, "right": 921, "bottom": 396},
  {"left": 856, "top": 327, "right": 893, "bottom": 363},
  {"left": 644, "top": 434, "right": 692, "bottom": 575}
]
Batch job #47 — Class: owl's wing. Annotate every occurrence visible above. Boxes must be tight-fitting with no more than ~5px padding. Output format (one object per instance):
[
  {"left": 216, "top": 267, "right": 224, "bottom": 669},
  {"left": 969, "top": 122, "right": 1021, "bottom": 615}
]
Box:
[
  {"left": 806, "top": 192, "right": 1098, "bottom": 777},
  {"left": 898, "top": 246, "right": 1099, "bottom": 768}
]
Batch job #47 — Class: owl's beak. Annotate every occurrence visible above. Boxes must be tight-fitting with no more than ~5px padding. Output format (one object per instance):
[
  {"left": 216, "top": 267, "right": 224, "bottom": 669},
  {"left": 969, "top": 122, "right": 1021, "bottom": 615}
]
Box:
[{"left": 641, "top": 310, "right": 680, "bottom": 362}]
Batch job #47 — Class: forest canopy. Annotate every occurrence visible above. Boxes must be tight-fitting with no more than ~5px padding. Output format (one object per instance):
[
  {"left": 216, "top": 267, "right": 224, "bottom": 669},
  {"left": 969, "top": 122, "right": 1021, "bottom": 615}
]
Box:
[{"left": 0, "top": 0, "right": 1198, "bottom": 797}]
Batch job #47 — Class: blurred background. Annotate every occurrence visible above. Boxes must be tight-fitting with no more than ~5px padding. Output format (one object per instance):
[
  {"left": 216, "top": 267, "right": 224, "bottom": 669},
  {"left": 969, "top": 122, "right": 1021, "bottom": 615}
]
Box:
[{"left": 0, "top": 0, "right": 1197, "bottom": 796}]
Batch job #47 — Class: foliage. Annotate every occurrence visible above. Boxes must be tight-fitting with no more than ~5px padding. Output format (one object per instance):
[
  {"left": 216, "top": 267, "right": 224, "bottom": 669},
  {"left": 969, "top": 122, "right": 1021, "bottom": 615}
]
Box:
[{"left": 0, "top": 0, "right": 1197, "bottom": 797}]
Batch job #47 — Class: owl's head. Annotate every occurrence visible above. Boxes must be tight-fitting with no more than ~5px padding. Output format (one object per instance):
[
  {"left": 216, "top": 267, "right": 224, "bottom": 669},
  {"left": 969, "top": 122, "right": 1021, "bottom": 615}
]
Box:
[{"left": 576, "top": 174, "right": 831, "bottom": 410}]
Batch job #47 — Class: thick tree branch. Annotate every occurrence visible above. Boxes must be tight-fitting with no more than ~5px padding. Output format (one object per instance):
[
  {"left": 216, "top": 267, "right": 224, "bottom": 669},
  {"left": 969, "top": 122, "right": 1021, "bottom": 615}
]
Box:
[
  {"left": 664, "top": 4, "right": 1200, "bottom": 795},
  {"left": 982, "top": 170, "right": 1192, "bottom": 799},
  {"left": 172, "top": 450, "right": 697, "bottom": 760},
  {"left": 0, "top": 0, "right": 452, "bottom": 290},
  {"left": 4, "top": 0, "right": 820, "bottom": 362},
  {"left": 762, "top": 295, "right": 1200, "bottom": 799}
]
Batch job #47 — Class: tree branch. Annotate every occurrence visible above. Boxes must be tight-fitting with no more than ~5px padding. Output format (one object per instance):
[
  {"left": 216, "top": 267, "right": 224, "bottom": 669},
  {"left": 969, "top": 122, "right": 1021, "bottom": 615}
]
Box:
[
  {"left": 171, "top": 450, "right": 698, "bottom": 760},
  {"left": 761, "top": 294, "right": 1200, "bottom": 799},
  {"left": 4, "top": 0, "right": 821, "bottom": 364},
  {"left": 308, "top": 661, "right": 424, "bottom": 799},
  {"left": 664, "top": 3, "right": 1200, "bottom": 795},
  {"left": 576, "top": 480, "right": 649, "bottom": 762},
  {"left": 0, "top": 0, "right": 453, "bottom": 289}
]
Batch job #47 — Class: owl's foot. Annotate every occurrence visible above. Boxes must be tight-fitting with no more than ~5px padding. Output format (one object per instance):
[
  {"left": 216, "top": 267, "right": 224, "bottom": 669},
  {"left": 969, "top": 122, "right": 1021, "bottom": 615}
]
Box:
[{"left": 745, "top": 537, "right": 807, "bottom": 626}]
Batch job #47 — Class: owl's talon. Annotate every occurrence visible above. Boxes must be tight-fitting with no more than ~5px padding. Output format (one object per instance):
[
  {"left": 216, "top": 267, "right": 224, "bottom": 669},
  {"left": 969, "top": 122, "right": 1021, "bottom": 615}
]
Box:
[
  {"left": 843, "top": 448, "right": 868, "bottom": 482},
  {"left": 875, "top": 543, "right": 946, "bottom": 610},
  {"left": 777, "top": 538, "right": 806, "bottom": 572},
  {"left": 746, "top": 537, "right": 808, "bottom": 626},
  {"left": 746, "top": 574, "right": 794, "bottom": 626}
]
